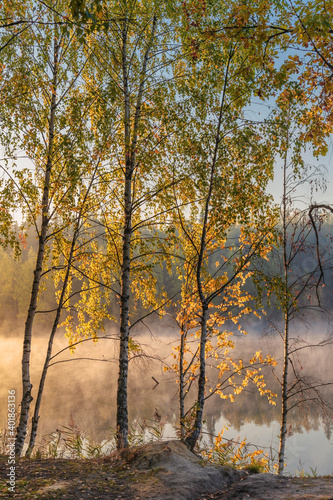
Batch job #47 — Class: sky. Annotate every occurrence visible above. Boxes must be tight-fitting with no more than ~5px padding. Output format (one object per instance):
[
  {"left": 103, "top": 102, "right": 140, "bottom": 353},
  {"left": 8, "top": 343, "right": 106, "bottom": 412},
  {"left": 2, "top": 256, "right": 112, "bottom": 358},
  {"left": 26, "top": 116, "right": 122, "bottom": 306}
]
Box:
[{"left": 268, "top": 143, "right": 333, "bottom": 207}]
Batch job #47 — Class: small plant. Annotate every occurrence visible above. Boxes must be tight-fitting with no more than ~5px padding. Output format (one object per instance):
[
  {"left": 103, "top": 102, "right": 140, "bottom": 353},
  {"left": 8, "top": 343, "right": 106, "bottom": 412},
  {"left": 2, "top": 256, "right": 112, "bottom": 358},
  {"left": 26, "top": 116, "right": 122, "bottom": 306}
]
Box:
[
  {"left": 33, "top": 430, "right": 63, "bottom": 459},
  {"left": 201, "top": 428, "right": 270, "bottom": 472},
  {"left": 59, "top": 419, "right": 116, "bottom": 458},
  {"left": 33, "top": 416, "right": 116, "bottom": 459},
  {"left": 86, "top": 437, "right": 115, "bottom": 458},
  {"left": 32, "top": 447, "right": 42, "bottom": 460},
  {"left": 32, "top": 413, "right": 167, "bottom": 459},
  {"left": 149, "top": 408, "right": 167, "bottom": 441},
  {"left": 60, "top": 422, "right": 85, "bottom": 458},
  {"left": 127, "top": 410, "right": 167, "bottom": 447},
  {"left": 245, "top": 460, "right": 266, "bottom": 474},
  {"left": 296, "top": 466, "right": 318, "bottom": 478},
  {"left": 32, "top": 411, "right": 166, "bottom": 460},
  {"left": 127, "top": 419, "right": 147, "bottom": 447}
]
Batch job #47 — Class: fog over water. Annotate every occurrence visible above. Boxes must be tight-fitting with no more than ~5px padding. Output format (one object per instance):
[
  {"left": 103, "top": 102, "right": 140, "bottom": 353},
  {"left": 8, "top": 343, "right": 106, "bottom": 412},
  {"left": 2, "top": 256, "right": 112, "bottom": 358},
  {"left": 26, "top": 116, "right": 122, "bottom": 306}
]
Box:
[{"left": 1, "top": 323, "right": 332, "bottom": 475}]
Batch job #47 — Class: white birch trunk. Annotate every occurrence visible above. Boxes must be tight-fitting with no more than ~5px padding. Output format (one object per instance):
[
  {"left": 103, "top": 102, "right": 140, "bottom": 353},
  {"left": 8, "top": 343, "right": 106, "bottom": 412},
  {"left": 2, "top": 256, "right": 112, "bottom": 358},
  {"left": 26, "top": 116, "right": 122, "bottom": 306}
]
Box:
[
  {"left": 15, "top": 42, "right": 59, "bottom": 456},
  {"left": 179, "top": 330, "right": 186, "bottom": 441},
  {"left": 278, "top": 147, "right": 290, "bottom": 474},
  {"left": 116, "top": 13, "right": 157, "bottom": 449},
  {"left": 278, "top": 313, "right": 289, "bottom": 474},
  {"left": 25, "top": 221, "right": 80, "bottom": 457},
  {"left": 184, "top": 54, "right": 232, "bottom": 451},
  {"left": 184, "top": 304, "right": 208, "bottom": 450}
]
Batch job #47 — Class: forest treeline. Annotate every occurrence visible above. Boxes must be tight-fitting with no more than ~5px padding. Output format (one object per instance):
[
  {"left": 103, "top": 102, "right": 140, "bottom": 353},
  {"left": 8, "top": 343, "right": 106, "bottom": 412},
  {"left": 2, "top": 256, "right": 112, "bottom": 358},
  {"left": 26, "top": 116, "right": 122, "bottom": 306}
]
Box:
[
  {"left": 1, "top": 220, "right": 332, "bottom": 331},
  {"left": 0, "top": 0, "right": 333, "bottom": 473}
]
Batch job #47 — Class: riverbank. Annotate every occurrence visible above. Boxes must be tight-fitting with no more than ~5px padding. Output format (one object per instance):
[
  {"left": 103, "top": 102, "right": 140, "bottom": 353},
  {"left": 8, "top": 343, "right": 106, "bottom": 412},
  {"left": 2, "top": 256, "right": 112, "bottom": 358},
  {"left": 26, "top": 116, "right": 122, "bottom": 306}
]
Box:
[{"left": 1, "top": 441, "right": 332, "bottom": 499}]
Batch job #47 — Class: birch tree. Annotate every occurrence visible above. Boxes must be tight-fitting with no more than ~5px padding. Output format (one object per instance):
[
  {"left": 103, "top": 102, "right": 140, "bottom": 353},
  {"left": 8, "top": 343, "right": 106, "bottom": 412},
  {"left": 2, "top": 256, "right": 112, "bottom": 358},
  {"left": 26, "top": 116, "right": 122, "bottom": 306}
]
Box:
[
  {"left": 163, "top": 2, "right": 286, "bottom": 449},
  {"left": 74, "top": 0, "right": 190, "bottom": 449},
  {"left": 262, "top": 92, "right": 333, "bottom": 474},
  {"left": 27, "top": 165, "right": 106, "bottom": 455},
  {"left": 0, "top": 0, "right": 106, "bottom": 456}
]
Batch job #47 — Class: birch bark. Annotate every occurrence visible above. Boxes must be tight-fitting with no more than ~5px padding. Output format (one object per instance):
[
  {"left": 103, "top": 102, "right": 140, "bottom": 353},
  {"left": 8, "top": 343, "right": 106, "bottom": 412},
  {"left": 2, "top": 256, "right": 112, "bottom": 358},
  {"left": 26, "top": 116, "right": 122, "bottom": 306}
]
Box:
[
  {"left": 184, "top": 53, "right": 232, "bottom": 451},
  {"left": 15, "top": 40, "right": 59, "bottom": 457},
  {"left": 25, "top": 165, "right": 97, "bottom": 457},
  {"left": 116, "top": 12, "right": 157, "bottom": 449},
  {"left": 278, "top": 137, "right": 290, "bottom": 474}
]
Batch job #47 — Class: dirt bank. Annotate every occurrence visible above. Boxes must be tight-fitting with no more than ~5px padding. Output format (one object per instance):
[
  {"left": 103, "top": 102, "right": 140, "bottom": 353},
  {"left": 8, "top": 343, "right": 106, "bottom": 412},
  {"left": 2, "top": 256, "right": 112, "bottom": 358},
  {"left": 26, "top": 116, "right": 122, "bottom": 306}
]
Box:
[{"left": 0, "top": 441, "right": 332, "bottom": 499}]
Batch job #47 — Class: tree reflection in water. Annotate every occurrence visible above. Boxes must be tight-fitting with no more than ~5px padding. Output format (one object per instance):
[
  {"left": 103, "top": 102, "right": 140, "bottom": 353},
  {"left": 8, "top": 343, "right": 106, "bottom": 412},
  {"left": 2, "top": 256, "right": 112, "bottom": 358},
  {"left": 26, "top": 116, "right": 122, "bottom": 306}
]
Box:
[{"left": 1, "top": 329, "right": 332, "bottom": 474}]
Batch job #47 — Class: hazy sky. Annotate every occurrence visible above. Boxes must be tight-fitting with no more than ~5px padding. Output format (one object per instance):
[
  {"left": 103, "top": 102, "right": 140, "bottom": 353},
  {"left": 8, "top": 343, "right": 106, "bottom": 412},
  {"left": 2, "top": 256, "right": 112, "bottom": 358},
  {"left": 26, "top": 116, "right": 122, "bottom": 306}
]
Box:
[{"left": 268, "top": 144, "right": 333, "bottom": 206}]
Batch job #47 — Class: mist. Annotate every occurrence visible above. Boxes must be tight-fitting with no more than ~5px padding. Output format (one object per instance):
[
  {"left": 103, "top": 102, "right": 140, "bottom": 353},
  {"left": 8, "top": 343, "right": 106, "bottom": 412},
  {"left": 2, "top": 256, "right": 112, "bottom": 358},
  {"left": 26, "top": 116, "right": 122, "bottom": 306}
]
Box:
[{"left": 2, "top": 321, "right": 332, "bottom": 474}]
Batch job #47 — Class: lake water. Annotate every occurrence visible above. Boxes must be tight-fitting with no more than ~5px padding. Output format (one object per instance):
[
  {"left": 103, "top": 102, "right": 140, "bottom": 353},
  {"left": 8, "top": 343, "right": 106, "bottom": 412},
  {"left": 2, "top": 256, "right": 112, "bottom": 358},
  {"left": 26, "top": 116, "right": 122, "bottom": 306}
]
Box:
[{"left": 1, "top": 325, "right": 332, "bottom": 475}]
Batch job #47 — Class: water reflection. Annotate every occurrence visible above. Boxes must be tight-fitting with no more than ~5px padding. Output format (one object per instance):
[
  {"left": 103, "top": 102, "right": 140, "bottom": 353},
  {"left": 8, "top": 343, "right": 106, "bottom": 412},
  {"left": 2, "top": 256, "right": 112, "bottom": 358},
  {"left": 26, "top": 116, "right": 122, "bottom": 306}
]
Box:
[{"left": 1, "top": 329, "right": 332, "bottom": 475}]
